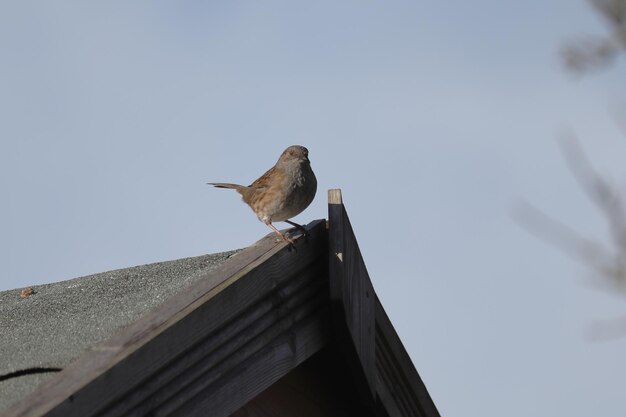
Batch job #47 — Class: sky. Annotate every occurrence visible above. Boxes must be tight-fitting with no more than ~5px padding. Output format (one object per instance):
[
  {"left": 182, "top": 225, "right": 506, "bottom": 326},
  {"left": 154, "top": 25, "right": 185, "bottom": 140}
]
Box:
[{"left": 2, "top": 1, "right": 626, "bottom": 416}]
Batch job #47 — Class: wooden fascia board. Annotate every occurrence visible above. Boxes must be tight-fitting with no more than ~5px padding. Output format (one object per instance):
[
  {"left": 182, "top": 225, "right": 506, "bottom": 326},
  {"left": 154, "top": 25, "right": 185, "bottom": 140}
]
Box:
[
  {"left": 328, "top": 189, "right": 377, "bottom": 399},
  {"left": 328, "top": 189, "right": 441, "bottom": 417}
]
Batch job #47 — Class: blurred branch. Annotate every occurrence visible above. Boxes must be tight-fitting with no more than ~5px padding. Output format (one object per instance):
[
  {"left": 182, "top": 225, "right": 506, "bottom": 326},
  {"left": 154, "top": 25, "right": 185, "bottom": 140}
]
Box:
[
  {"left": 515, "top": 137, "right": 626, "bottom": 296},
  {"left": 515, "top": 200, "right": 620, "bottom": 289},
  {"left": 561, "top": 138, "right": 626, "bottom": 257},
  {"left": 609, "top": 105, "right": 626, "bottom": 138},
  {"left": 586, "top": 315, "right": 626, "bottom": 340},
  {"left": 561, "top": 0, "right": 626, "bottom": 73}
]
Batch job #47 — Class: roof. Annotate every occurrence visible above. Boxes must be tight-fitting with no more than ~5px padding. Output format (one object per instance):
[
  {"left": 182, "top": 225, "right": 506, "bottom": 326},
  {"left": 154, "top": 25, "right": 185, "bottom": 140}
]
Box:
[
  {"left": 1, "top": 189, "right": 440, "bottom": 417},
  {"left": 0, "top": 251, "right": 239, "bottom": 412}
]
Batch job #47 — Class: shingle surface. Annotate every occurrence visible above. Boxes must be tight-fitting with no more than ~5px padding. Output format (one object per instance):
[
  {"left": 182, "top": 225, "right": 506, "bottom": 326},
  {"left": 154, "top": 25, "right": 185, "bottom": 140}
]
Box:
[{"left": 0, "top": 251, "right": 239, "bottom": 412}]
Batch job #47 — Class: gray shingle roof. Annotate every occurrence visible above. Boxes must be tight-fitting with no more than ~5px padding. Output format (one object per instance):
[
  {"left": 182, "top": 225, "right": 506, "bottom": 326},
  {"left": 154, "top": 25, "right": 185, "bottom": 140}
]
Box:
[{"left": 0, "top": 251, "right": 238, "bottom": 412}]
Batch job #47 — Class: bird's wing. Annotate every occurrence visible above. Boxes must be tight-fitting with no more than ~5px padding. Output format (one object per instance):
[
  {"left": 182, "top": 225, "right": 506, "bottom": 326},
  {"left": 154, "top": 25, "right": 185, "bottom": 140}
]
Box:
[{"left": 249, "top": 166, "right": 276, "bottom": 191}]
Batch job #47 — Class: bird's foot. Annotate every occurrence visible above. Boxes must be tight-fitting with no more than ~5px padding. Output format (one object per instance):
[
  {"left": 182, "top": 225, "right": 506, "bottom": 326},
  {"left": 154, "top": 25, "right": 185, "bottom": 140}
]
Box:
[
  {"left": 271, "top": 230, "right": 297, "bottom": 249},
  {"left": 267, "top": 222, "right": 298, "bottom": 249},
  {"left": 285, "top": 220, "right": 308, "bottom": 238}
]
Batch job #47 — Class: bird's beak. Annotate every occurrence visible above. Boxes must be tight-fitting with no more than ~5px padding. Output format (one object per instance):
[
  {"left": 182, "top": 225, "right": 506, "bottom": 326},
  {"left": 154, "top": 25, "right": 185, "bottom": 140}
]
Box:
[{"left": 304, "top": 156, "right": 310, "bottom": 163}]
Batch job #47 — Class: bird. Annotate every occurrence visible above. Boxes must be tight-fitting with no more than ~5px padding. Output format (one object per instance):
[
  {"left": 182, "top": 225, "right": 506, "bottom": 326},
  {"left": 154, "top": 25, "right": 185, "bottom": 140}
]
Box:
[{"left": 208, "top": 145, "right": 317, "bottom": 245}]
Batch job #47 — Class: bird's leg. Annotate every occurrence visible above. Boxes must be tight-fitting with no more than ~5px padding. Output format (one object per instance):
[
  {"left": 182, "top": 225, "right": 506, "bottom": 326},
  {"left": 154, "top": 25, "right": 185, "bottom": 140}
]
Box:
[
  {"left": 267, "top": 222, "right": 296, "bottom": 246},
  {"left": 284, "top": 220, "right": 308, "bottom": 237}
]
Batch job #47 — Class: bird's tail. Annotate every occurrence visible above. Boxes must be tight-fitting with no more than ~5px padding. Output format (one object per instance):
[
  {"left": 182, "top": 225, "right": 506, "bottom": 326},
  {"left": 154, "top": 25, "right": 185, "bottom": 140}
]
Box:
[{"left": 207, "top": 182, "right": 245, "bottom": 191}]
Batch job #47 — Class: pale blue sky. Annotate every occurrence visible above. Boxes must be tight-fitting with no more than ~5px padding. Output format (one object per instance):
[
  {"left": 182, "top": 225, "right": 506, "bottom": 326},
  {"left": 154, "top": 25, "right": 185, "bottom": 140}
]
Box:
[{"left": 2, "top": 1, "right": 626, "bottom": 416}]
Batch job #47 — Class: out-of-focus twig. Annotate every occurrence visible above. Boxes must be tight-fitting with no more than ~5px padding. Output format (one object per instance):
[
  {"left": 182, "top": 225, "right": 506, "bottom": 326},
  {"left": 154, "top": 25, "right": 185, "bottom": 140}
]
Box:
[
  {"left": 586, "top": 315, "right": 626, "bottom": 340},
  {"left": 515, "top": 137, "right": 626, "bottom": 296},
  {"left": 515, "top": 200, "right": 620, "bottom": 290},
  {"left": 609, "top": 105, "right": 626, "bottom": 139},
  {"left": 561, "top": 0, "right": 626, "bottom": 73},
  {"left": 561, "top": 138, "right": 626, "bottom": 250},
  {"left": 560, "top": 137, "right": 626, "bottom": 290}
]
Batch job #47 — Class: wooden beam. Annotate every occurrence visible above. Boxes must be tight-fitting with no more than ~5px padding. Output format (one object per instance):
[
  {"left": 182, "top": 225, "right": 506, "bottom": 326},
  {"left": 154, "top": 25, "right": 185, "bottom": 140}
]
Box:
[
  {"left": 328, "top": 189, "right": 376, "bottom": 399},
  {"left": 328, "top": 189, "right": 441, "bottom": 417},
  {"left": 3, "top": 220, "right": 330, "bottom": 417}
]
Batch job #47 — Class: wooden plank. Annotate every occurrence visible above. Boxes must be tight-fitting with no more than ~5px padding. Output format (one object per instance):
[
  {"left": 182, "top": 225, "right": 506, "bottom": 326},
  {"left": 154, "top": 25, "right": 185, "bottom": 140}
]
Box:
[
  {"left": 128, "top": 263, "right": 328, "bottom": 416},
  {"left": 327, "top": 189, "right": 376, "bottom": 398},
  {"left": 111, "top": 262, "right": 329, "bottom": 417},
  {"left": 172, "top": 310, "right": 330, "bottom": 417},
  {"left": 3, "top": 220, "right": 329, "bottom": 417}
]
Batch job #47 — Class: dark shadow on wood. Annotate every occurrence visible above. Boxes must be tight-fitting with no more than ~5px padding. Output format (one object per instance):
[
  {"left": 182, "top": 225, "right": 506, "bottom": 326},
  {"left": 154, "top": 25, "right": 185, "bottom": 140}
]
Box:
[{"left": 231, "top": 345, "right": 376, "bottom": 417}]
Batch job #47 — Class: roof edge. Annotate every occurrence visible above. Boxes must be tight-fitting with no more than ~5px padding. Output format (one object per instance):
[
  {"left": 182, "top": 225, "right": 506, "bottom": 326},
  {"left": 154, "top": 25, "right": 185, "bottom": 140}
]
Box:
[{"left": 3, "top": 220, "right": 330, "bottom": 417}]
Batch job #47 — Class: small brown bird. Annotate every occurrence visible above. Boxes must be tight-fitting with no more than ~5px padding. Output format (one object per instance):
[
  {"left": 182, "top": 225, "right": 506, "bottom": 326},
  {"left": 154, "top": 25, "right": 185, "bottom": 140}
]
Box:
[{"left": 208, "top": 145, "right": 317, "bottom": 245}]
